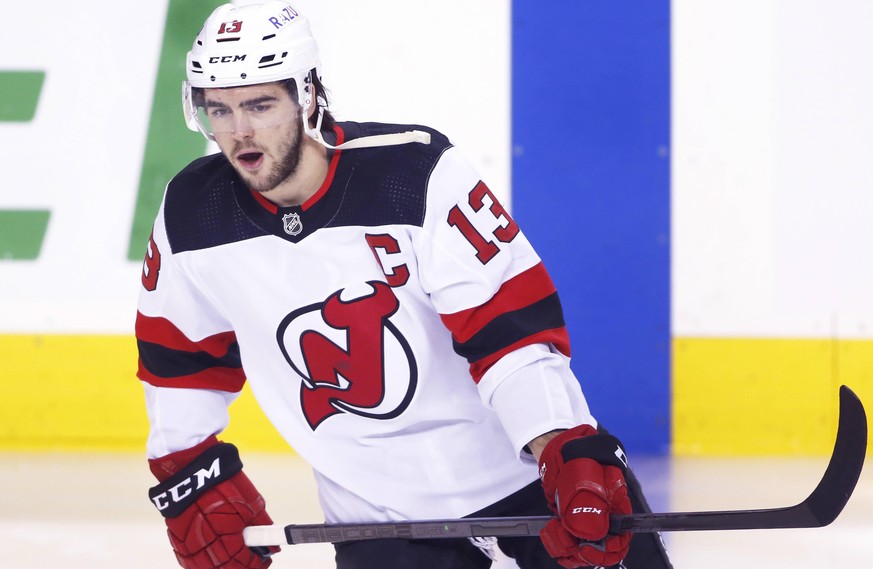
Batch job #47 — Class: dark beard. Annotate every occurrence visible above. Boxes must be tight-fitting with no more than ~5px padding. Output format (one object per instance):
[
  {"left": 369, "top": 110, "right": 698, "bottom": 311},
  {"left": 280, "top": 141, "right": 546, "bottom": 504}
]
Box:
[{"left": 239, "top": 119, "right": 304, "bottom": 193}]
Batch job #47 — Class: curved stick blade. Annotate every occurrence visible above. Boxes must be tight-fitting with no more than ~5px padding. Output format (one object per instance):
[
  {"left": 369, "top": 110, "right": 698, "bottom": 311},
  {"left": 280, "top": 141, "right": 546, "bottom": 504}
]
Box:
[{"left": 609, "top": 384, "right": 867, "bottom": 533}]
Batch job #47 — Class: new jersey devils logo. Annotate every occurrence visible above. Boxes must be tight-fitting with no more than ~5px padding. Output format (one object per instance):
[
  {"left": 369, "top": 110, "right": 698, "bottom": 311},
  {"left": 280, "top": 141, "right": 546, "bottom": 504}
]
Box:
[{"left": 276, "top": 281, "right": 418, "bottom": 429}]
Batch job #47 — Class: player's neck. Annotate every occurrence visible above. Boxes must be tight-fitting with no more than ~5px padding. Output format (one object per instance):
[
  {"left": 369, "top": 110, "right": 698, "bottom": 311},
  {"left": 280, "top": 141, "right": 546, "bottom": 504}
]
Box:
[{"left": 260, "top": 136, "right": 329, "bottom": 208}]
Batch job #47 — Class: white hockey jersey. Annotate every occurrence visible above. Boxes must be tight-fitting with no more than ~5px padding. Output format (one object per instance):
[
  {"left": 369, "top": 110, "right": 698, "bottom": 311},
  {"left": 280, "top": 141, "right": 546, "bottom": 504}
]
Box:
[{"left": 136, "top": 121, "right": 595, "bottom": 523}]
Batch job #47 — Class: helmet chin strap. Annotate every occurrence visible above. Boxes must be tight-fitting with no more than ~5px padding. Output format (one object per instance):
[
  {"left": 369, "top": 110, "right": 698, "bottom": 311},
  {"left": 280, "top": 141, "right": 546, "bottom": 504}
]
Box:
[{"left": 304, "top": 105, "right": 431, "bottom": 150}]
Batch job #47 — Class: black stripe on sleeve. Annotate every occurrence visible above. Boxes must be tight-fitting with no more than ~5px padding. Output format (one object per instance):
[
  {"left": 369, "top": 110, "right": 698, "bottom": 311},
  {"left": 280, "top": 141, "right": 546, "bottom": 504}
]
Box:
[
  {"left": 137, "top": 339, "right": 242, "bottom": 380},
  {"left": 451, "top": 293, "right": 566, "bottom": 363}
]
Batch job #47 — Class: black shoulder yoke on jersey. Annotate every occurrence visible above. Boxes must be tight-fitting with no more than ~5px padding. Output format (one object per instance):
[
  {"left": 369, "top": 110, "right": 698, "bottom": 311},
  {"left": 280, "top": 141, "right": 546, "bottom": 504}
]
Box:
[
  {"left": 162, "top": 122, "right": 453, "bottom": 254},
  {"left": 163, "top": 154, "right": 267, "bottom": 254}
]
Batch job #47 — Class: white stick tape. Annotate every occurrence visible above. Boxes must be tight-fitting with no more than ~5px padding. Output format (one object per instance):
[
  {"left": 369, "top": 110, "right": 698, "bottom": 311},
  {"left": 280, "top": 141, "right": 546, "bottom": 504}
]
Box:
[{"left": 243, "top": 525, "right": 287, "bottom": 547}]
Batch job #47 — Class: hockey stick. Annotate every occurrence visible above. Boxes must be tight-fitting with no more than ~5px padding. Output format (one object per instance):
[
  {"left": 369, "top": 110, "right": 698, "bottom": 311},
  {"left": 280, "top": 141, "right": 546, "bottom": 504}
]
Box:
[{"left": 244, "top": 385, "right": 866, "bottom": 547}]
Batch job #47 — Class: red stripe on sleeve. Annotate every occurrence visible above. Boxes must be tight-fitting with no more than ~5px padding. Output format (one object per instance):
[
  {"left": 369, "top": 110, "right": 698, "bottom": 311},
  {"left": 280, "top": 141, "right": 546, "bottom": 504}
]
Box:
[
  {"left": 439, "top": 262, "right": 557, "bottom": 343},
  {"left": 135, "top": 311, "right": 246, "bottom": 392},
  {"left": 136, "top": 312, "right": 238, "bottom": 358}
]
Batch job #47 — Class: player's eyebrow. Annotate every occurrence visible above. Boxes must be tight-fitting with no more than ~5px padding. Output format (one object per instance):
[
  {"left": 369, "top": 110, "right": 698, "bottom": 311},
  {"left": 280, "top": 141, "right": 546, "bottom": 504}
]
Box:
[{"left": 205, "top": 95, "right": 279, "bottom": 109}]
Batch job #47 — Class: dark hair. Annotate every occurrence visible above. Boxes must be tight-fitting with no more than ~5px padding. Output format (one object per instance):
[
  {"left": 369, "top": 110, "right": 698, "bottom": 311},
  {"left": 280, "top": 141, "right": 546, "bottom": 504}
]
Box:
[
  {"left": 281, "top": 70, "right": 335, "bottom": 132},
  {"left": 310, "top": 70, "right": 336, "bottom": 132}
]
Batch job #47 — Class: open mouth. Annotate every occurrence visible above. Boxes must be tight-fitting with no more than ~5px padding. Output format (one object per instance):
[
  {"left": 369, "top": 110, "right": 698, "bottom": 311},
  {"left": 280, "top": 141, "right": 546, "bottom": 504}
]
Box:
[{"left": 236, "top": 151, "right": 265, "bottom": 170}]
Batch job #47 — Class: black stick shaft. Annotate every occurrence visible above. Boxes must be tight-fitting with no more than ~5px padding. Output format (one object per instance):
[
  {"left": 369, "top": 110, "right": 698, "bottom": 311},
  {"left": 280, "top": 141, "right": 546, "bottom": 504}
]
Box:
[{"left": 244, "top": 385, "right": 866, "bottom": 547}]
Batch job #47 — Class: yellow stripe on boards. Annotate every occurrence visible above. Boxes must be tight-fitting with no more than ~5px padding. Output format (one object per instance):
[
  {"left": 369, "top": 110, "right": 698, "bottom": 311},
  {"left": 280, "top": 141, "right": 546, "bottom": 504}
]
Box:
[
  {"left": 0, "top": 334, "right": 143, "bottom": 451},
  {"left": 673, "top": 337, "right": 873, "bottom": 456},
  {"left": 4, "top": 334, "right": 872, "bottom": 455},
  {"left": 0, "top": 335, "right": 288, "bottom": 453}
]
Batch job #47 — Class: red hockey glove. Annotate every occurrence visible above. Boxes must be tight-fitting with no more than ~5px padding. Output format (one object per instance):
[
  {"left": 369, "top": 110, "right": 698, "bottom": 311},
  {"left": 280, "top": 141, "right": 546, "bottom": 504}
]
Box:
[
  {"left": 148, "top": 436, "right": 278, "bottom": 569},
  {"left": 537, "top": 425, "right": 632, "bottom": 568}
]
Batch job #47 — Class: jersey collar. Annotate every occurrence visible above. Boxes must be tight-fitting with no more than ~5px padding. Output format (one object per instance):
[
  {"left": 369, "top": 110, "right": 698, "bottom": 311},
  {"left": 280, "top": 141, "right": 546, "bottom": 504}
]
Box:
[{"left": 238, "top": 124, "right": 347, "bottom": 243}]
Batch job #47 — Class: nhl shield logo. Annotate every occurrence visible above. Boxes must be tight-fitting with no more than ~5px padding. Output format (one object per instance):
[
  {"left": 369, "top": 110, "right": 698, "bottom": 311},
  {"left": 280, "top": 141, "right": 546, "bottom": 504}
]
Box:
[{"left": 282, "top": 212, "right": 303, "bottom": 236}]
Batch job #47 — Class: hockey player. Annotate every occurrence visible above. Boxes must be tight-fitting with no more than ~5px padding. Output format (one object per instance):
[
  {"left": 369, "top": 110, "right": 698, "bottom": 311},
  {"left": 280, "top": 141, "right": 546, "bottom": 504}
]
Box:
[{"left": 137, "top": 2, "right": 673, "bottom": 568}]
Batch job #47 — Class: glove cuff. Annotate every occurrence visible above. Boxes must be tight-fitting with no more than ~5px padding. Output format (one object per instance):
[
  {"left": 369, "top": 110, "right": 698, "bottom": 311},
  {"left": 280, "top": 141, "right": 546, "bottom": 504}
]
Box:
[
  {"left": 561, "top": 433, "right": 628, "bottom": 473},
  {"left": 539, "top": 425, "right": 628, "bottom": 472},
  {"left": 147, "top": 441, "right": 244, "bottom": 518},
  {"left": 149, "top": 435, "right": 221, "bottom": 482}
]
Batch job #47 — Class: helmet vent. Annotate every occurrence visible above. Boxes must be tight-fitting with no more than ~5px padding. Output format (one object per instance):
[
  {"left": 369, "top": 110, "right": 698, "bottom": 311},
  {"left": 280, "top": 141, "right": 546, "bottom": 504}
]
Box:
[
  {"left": 262, "top": 34, "right": 277, "bottom": 40},
  {"left": 257, "top": 53, "right": 287, "bottom": 70},
  {"left": 216, "top": 37, "right": 241, "bottom": 43}
]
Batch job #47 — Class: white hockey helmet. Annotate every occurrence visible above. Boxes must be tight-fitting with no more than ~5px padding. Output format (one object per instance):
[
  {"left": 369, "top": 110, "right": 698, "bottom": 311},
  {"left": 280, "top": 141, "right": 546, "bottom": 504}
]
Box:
[
  {"left": 182, "top": 1, "right": 321, "bottom": 140},
  {"left": 182, "top": 1, "right": 431, "bottom": 150}
]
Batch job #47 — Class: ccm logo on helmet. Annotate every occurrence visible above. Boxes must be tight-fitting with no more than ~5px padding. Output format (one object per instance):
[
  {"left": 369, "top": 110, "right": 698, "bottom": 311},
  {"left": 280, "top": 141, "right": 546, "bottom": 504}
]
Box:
[
  {"left": 209, "top": 55, "right": 246, "bottom": 64},
  {"left": 150, "top": 457, "right": 222, "bottom": 512},
  {"left": 571, "top": 506, "right": 603, "bottom": 515}
]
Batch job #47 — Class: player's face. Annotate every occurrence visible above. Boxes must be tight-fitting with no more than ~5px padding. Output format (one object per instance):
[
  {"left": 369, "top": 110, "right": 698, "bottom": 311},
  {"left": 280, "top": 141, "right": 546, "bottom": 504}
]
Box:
[{"left": 205, "top": 83, "right": 305, "bottom": 193}]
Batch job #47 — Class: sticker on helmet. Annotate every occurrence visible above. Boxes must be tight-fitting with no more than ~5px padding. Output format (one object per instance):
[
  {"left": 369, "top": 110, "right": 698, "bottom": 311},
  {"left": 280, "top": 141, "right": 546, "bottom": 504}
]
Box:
[
  {"left": 268, "top": 6, "right": 300, "bottom": 30},
  {"left": 218, "top": 21, "right": 243, "bottom": 35}
]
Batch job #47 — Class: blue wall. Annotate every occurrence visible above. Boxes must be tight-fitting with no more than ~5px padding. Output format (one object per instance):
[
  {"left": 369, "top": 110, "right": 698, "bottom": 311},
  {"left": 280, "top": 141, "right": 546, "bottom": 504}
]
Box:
[{"left": 512, "top": 1, "right": 671, "bottom": 454}]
